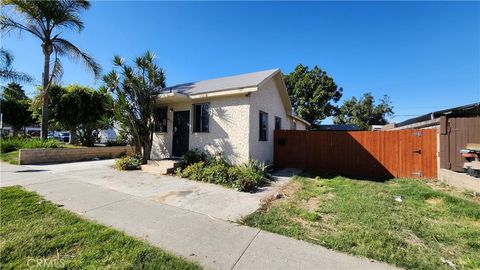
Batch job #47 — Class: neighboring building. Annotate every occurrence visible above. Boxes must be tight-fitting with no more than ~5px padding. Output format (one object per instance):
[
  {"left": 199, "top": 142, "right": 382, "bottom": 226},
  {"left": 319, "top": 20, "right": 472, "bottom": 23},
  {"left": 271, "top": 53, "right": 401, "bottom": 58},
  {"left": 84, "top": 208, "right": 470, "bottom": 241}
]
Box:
[
  {"left": 151, "top": 69, "right": 309, "bottom": 164},
  {"left": 315, "top": 124, "right": 360, "bottom": 131},
  {"left": 98, "top": 123, "right": 122, "bottom": 143},
  {"left": 370, "top": 125, "right": 384, "bottom": 131},
  {"left": 387, "top": 103, "right": 480, "bottom": 191}
]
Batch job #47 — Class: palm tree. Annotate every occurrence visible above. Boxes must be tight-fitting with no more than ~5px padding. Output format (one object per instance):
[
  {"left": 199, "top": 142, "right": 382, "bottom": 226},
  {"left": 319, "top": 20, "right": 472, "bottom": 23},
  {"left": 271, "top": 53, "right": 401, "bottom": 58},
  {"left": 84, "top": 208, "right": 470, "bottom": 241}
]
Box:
[
  {"left": 0, "top": 48, "right": 33, "bottom": 83},
  {"left": 1, "top": 0, "right": 101, "bottom": 139}
]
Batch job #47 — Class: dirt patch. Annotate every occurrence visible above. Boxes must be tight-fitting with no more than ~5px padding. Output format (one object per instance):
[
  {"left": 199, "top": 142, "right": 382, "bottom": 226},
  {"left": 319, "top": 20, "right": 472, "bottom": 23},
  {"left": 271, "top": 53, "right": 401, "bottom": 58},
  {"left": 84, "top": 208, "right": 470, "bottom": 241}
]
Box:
[
  {"left": 426, "top": 197, "right": 443, "bottom": 205},
  {"left": 426, "top": 180, "right": 480, "bottom": 204},
  {"left": 305, "top": 197, "right": 320, "bottom": 212},
  {"left": 404, "top": 230, "right": 425, "bottom": 247},
  {"left": 259, "top": 181, "right": 301, "bottom": 211},
  {"left": 155, "top": 190, "right": 193, "bottom": 203}
]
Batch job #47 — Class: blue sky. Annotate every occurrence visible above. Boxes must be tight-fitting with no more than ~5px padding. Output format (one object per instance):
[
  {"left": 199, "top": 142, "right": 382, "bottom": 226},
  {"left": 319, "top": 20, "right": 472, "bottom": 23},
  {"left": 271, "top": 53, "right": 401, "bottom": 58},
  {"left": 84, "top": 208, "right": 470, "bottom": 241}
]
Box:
[{"left": 3, "top": 1, "right": 480, "bottom": 123}]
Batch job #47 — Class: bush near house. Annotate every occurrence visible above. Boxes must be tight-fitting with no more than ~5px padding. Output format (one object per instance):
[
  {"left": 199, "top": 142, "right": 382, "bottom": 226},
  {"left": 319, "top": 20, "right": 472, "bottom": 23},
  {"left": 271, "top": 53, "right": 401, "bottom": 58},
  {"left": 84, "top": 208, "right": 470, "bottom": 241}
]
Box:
[
  {"left": 177, "top": 149, "right": 270, "bottom": 192},
  {"left": 114, "top": 156, "right": 142, "bottom": 170}
]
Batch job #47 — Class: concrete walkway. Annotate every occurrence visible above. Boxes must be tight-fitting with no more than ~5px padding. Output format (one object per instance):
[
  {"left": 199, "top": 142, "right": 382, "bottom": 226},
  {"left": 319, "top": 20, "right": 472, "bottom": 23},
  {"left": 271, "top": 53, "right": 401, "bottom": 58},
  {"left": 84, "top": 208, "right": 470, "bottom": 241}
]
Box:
[{"left": 0, "top": 161, "right": 399, "bottom": 270}]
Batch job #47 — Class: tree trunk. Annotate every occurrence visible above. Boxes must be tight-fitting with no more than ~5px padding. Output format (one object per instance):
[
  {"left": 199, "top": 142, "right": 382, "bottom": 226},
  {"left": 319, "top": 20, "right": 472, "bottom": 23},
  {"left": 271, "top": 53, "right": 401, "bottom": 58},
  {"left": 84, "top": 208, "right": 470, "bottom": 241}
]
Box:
[
  {"left": 69, "top": 127, "right": 77, "bottom": 145},
  {"left": 142, "top": 137, "right": 152, "bottom": 165},
  {"left": 40, "top": 45, "right": 51, "bottom": 140}
]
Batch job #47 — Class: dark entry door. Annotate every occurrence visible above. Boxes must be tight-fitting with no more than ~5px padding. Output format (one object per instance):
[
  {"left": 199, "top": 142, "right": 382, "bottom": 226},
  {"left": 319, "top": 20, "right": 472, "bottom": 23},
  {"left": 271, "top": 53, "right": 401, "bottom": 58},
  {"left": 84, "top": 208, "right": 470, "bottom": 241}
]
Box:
[{"left": 172, "top": 111, "right": 190, "bottom": 157}]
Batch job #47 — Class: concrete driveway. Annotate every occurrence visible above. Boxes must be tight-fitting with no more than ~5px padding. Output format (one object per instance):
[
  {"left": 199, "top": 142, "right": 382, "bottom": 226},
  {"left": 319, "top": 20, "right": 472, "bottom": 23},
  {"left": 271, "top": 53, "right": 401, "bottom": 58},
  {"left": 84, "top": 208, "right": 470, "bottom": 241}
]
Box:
[
  {"left": 0, "top": 159, "right": 292, "bottom": 221},
  {"left": 1, "top": 160, "right": 399, "bottom": 270}
]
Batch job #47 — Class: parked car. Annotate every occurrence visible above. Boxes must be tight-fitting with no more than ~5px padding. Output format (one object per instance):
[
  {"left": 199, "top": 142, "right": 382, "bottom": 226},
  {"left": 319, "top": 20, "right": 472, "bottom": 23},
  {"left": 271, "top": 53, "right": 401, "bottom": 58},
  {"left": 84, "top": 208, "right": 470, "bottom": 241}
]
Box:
[{"left": 57, "top": 132, "right": 70, "bottom": 143}]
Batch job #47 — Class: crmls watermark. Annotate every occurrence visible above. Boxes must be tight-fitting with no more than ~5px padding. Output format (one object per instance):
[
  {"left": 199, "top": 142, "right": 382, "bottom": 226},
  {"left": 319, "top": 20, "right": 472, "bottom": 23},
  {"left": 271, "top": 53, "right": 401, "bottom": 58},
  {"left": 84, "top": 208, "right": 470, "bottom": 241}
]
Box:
[{"left": 26, "top": 249, "right": 74, "bottom": 269}]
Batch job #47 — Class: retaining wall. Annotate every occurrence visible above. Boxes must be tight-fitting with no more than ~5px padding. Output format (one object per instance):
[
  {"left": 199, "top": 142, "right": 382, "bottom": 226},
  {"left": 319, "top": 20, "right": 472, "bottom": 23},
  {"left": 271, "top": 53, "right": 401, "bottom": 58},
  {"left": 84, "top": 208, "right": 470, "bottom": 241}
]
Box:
[
  {"left": 438, "top": 168, "right": 480, "bottom": 192},
  {"left": 19, "top": 146, "right": 133, "bottom": 165}
]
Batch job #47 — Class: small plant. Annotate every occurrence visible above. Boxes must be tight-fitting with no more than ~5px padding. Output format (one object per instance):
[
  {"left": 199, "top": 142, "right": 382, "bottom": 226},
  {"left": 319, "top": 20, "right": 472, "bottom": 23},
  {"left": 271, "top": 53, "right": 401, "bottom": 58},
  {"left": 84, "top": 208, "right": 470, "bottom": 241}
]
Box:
[{"left": 114, "top": 156, "right": 142, "bottom": 170}]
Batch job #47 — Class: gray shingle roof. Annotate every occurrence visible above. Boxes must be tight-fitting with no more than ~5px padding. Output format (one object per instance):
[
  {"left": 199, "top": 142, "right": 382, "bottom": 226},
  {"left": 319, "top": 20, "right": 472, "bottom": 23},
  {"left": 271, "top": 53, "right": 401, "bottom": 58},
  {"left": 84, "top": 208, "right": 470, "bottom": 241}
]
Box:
[{"left": 161, "top": 68, "right": 280, "bottom": 95}]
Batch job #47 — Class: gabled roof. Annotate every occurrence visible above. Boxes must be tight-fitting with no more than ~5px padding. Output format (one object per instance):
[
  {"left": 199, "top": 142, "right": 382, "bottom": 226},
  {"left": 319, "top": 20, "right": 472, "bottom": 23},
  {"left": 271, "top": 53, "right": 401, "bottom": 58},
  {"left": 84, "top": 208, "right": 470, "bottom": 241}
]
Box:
[{"left": 161, "top": 69, "right": 280, "bottom": 96}]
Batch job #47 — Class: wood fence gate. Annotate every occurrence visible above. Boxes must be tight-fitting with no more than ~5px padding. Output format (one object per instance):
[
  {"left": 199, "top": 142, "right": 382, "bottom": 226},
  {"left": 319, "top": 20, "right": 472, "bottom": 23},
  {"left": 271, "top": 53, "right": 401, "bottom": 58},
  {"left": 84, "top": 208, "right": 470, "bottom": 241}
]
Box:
[
  {"left": 274, "top": 129, "right": 437, "bottom": 179},
  {"left": 440, "top": 116, "right": 480, "bottom": 172}
]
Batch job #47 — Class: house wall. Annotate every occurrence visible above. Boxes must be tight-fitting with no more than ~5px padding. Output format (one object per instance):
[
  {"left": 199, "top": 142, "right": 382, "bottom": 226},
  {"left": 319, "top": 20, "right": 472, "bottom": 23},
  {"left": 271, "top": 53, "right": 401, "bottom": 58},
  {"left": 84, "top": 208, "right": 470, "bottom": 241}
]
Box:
[
  {"left": 151, "top": 95, "right": 251, "bottom": 164},
  {"left": 248, "top": 77, "right": 290, "bottom": 164},
  {"left": 289, "top": 117, "right": 307, "bottom": 130}
]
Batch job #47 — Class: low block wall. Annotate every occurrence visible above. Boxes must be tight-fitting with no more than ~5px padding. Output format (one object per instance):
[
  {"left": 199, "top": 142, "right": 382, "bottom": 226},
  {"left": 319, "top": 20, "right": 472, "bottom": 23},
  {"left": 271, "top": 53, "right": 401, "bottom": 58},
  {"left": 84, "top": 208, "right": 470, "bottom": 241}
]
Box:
[
  {"left": 19, "top": 146, "right": 134, "bottom": 165},
  {"left": 438, "top": 168, "right": 480, "bottom": 192}
]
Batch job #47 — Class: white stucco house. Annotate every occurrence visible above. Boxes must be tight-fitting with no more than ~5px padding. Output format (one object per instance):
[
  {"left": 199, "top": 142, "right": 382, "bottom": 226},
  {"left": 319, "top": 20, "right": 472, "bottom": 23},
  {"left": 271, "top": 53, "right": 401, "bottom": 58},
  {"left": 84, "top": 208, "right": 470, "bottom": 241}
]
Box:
[{"left": 151, "top": 68, "right": 309, "bottom": 165}]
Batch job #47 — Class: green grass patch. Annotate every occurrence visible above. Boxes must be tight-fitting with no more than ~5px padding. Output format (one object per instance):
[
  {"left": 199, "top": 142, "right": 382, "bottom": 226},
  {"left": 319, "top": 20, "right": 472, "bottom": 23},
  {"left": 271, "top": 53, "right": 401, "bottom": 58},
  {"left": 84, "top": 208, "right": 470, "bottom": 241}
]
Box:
[
  {"left": 0, "top": 186, "right": 201, "bottom": 270},
  {"left": 242, "top": 176, "right": 480, "bottom": 270},
  {"left": 0, "top": 150, "right": 19, "bottom": 164}
]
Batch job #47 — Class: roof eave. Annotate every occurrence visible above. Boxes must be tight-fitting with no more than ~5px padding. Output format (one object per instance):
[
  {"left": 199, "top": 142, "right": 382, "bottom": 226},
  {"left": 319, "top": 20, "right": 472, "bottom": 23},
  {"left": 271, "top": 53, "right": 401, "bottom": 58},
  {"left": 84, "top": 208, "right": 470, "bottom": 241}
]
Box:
[{"left": 288, "top": 114, "right": 310, "bottom": 126}]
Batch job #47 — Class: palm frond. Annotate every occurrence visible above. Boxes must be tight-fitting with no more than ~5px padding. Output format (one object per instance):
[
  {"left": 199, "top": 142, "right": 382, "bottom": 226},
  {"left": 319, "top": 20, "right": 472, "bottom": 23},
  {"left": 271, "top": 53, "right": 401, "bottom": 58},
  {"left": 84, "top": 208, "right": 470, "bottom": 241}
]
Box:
[
  {"left": 48, "top": 48, "right": 64, "bottom": 84},
  {"left": 53, "top": 38, "right": 101, "bottom": 78},
  {"left": 0, "top": 15, "right": 43, "bottom": 39},
  {"left": 0, "top": 48, "right": 34, "bottom": 83},
  {"left": 0, "top": 70, "right": 33, "bottom": 83},
  {"left": 0, "top": 48, "right": 13, "bottom": 68}
]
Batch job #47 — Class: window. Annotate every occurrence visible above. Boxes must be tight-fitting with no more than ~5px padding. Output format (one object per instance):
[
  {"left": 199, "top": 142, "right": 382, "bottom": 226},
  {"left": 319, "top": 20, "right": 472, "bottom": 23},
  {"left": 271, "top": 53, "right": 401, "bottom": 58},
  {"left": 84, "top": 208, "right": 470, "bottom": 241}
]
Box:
[
  {"left": 259, "top": 111, "right": 268, "bottom": 141},
  {"left": 292, "top": 122, "right": 297, "bottom": 130},
  {"left": 193, "top": 103, "right": 209, "bottom": 132},
  {"left": 154, "top": 107, "right": 168, "bottom": 132},
  {"left": 275, "top": 116, "right": 282, "bottom": 130}
]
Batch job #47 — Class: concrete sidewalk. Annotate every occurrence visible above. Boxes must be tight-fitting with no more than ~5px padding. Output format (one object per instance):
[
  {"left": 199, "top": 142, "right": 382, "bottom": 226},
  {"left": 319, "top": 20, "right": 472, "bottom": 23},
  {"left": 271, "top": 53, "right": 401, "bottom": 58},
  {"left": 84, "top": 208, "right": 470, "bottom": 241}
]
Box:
[{"left": 1, "top": 161, "right": 399, "bottom": 270}]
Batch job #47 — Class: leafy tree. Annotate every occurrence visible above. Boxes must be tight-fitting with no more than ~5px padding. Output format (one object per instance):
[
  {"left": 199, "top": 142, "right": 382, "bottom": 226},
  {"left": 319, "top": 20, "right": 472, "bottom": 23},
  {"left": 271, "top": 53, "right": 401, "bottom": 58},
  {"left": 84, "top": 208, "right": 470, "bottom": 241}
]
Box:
[
  {"left": 333, "top": 92, "right": 394, "bottom": 131},
  {"left": 284, "top": 64, "right": 343, "bottom": 128},
  {"left": 0, "top": 48, "right": 33, "bottom": 83},
  {"left": 0, "top": 83, "right": 33, "bottom": 136},
  {"left": 31, "top": 84, "right": 113, "bottom": 146},
  {"left": 103, "top": 51, "right": 166, "bottom": 164},
  {"left": 2, "top": 82, "right": 28, "bottom": 100},
  {"left": 1, "top": 0, "right": 101, "bottom": 139}
]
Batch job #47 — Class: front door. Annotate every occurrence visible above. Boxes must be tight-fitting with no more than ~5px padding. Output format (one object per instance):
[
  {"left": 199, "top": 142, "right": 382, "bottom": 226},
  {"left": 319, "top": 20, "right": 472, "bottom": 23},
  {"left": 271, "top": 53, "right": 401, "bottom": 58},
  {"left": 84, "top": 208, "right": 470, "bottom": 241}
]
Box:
[{"left": 172, "top": 111, "right": 190, "bottom": 157}]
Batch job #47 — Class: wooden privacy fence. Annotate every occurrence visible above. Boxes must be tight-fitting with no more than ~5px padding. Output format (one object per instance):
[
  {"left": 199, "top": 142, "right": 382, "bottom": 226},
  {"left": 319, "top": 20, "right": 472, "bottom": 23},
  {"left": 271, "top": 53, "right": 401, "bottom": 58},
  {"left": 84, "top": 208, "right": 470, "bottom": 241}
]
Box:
[{"left": 274, "top": 129, "right": 437, "bottom": 179}]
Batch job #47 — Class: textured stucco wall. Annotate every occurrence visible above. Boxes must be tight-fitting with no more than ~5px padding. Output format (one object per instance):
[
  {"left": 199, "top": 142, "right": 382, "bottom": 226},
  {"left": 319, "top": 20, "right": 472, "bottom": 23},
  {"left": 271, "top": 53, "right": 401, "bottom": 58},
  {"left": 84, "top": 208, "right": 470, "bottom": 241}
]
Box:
[
  {"left": 248, "top": 78, "right": 290, "bottom": 164},
  {"left": 152, "top": 76, "right": 300, "bottom": 165},
  {"left": 151, "top": 95, "right": 251, "bottom": 164}
]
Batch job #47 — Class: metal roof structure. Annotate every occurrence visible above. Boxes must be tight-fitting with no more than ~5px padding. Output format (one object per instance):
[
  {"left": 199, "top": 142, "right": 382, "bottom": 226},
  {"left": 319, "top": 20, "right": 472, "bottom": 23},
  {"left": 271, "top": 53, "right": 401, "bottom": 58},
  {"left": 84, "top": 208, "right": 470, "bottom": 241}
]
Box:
[{"left": 396, "top": 102, "right": 480, "bottom": 128}]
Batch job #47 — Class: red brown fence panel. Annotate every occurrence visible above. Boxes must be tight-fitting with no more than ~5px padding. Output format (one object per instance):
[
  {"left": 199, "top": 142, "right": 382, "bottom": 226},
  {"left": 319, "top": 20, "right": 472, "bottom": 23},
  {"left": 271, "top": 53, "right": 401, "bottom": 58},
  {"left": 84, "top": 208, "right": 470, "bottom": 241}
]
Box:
[{"left": 274, "top": 129, "right": 437, "bottom": 179}]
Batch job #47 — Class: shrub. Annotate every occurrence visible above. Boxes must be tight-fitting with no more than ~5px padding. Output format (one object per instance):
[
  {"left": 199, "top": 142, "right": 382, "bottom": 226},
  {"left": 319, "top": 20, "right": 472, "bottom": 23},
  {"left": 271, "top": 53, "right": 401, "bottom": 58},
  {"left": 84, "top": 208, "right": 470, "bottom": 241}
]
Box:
[
  {"left": 178, "top": 161, "right": 205, "bottom": 180},
  {"left": 105, "top": 140, "right": 127, "bottom": 147},
  {"left": 1, "top": 137, "right": 60, "bottom": 153},
  {"left": 241, "top": 160, "right": 271, "bottom": 183},
  {"left": 114, "top": 156, "right": 142, "bottom": 170},
  {"left": 181, "top": 148, "right": 210, "bottom": 169},
  {"left": 23, "top": 138, "right": 60, "bottom": 149},
  {"left": 176, "top": 149, "right": 271, "bottom": 192},
  {"left": 229, "top": 166, "right": 265, "bottom": 192},
  {"left": 1, "top": 138, "right": 22, "bottom": 153},
  {"left": 202, "top": 161, "right": 231, "bottom": 185}
]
